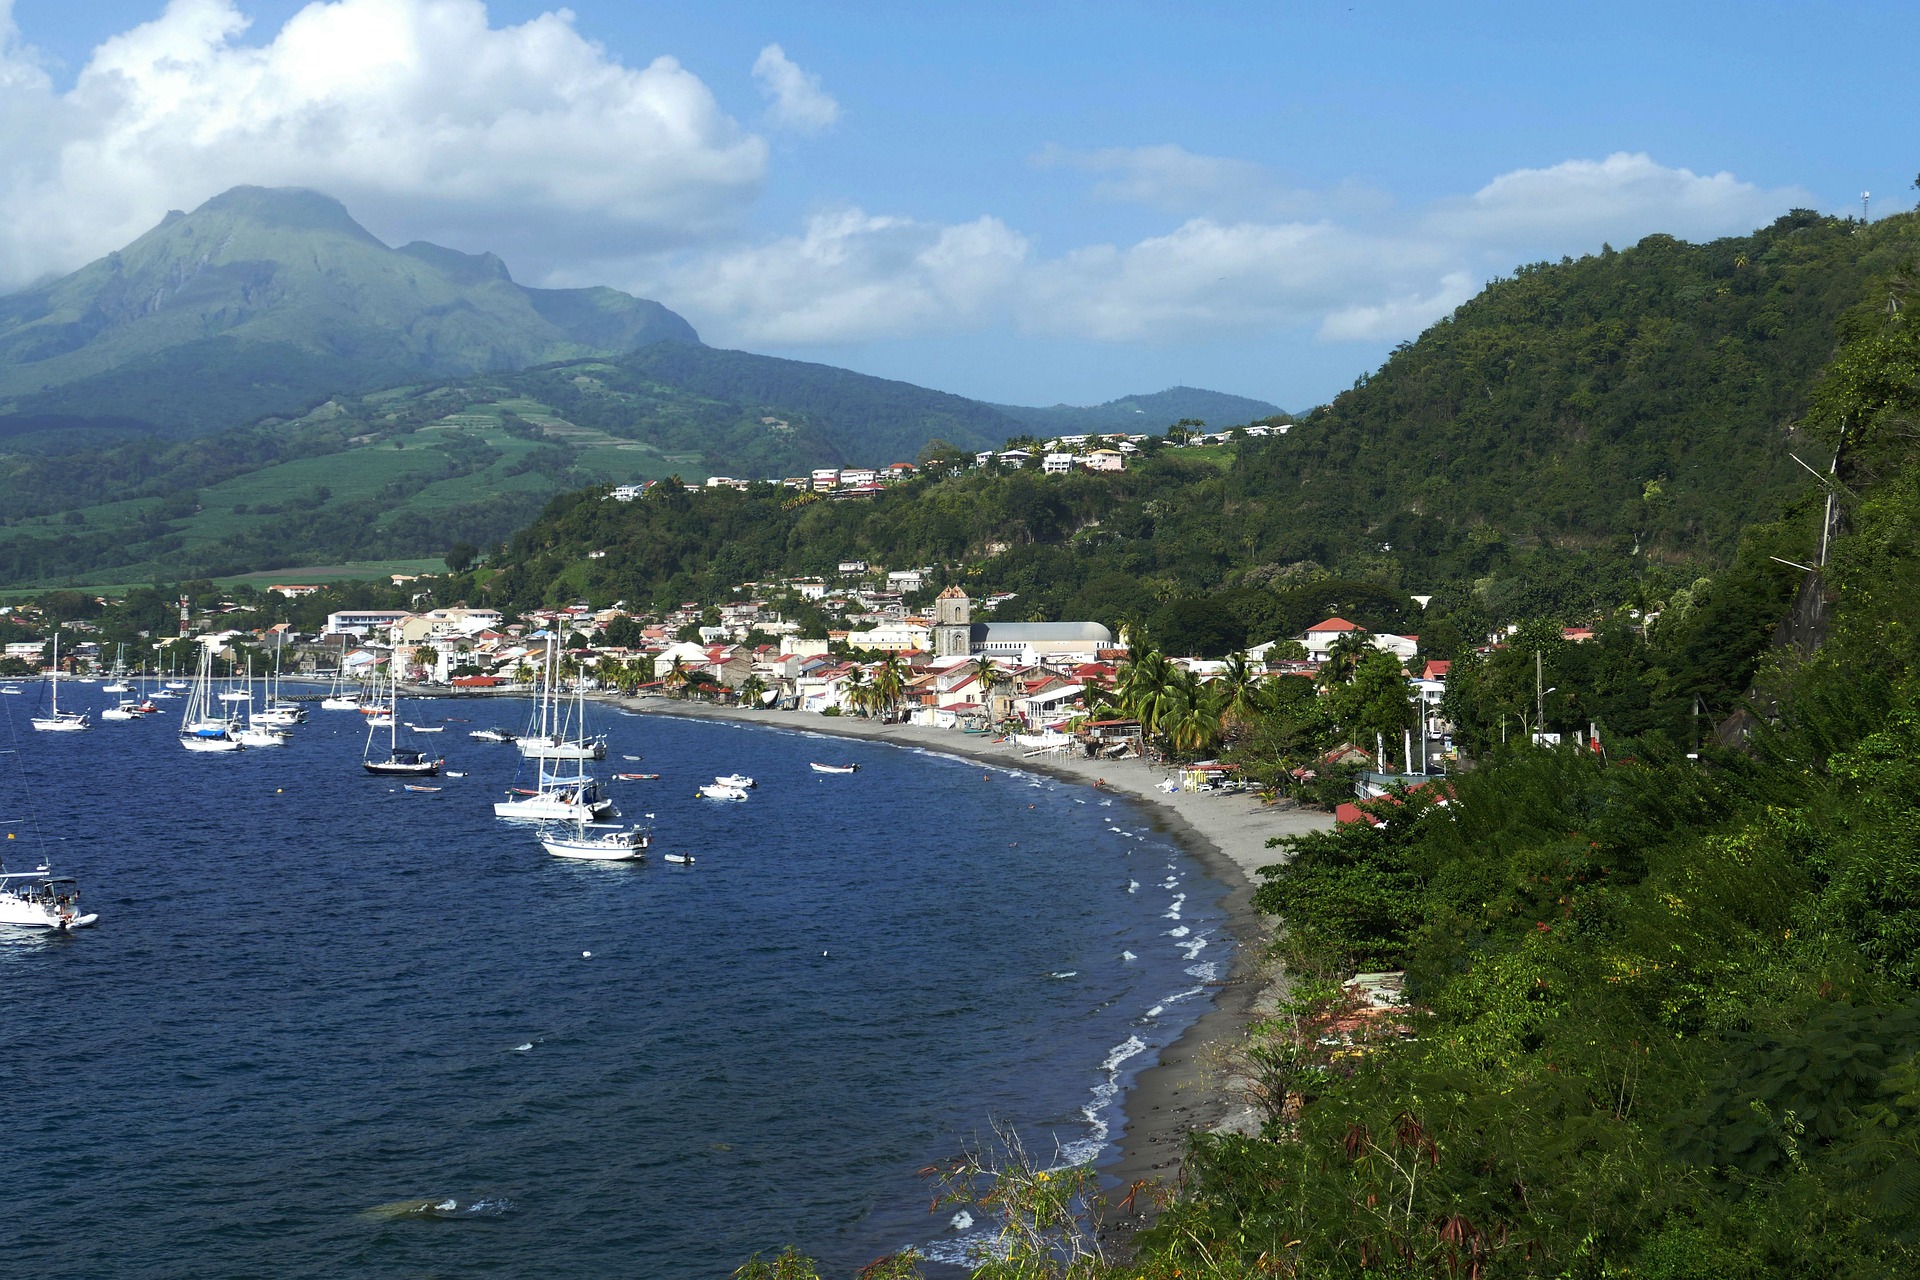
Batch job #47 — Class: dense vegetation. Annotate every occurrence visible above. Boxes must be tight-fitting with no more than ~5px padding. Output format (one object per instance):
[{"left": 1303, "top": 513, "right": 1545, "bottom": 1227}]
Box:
[
  {"left": 496, "top": 211, "right": 1915, "bottom": 660},
  {"left": 729, "top": 227, "right": 1920, "bottom": 1280}
]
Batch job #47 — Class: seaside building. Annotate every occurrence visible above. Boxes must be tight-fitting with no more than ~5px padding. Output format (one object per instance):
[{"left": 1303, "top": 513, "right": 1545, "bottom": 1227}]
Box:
[{"left": 931, "top": 587, "right": 1113, "bottom": 661}]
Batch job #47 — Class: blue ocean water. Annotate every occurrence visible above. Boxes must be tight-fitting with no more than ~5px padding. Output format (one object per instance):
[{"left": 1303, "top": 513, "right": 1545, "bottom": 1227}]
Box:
[{"left": 0, "top": 689, "right": 1227, "bottom": 1277}]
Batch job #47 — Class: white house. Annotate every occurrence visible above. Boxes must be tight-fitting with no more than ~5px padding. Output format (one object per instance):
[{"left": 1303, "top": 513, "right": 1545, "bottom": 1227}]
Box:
[
  {"left": 1084, "top": 449, "right": 1126, "bottom": 472},
  {"left": 1042, "top": 453, "right": 1075, "bottom": 474},
  {"left": 839, "top": 468, "right": 878, "bottom": 487},
  {"left": 1301, "top": 616, "right": 1363, "bottom": 661},
  {"left": 811, "top": 468, "right": 841, "bottom": 491},
  {"left": 997, "top": 450, "right": 1032, "bottom": 468}
]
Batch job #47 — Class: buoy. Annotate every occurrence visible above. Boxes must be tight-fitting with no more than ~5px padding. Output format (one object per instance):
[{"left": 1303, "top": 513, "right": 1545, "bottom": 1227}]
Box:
[
  {"left": 582, "top": 950, "right": 592, "bottom": 958},
  {"left": 276, "top": 788, "right": 282, "bottom": 794}
]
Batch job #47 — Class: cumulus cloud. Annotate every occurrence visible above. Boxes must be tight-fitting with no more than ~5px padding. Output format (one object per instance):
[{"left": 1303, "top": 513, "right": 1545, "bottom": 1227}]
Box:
[
  {"left": 752, "top": 43, "right": 839, "bottom": 134},
  {"left": 659, "top": 207, "right": 1026, "bottom": 344},
  {"left": 1427, "top": 151, "right": 1808, "bottom": 250},
  {"left": 664, "top": 150, "right": 1811, "bottom": 351},
  {"left": 0, "top": 0, "right": 768, "bottom": 289}
]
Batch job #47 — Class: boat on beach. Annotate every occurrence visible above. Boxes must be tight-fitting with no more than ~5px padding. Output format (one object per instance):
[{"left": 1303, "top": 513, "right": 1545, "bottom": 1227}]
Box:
[{"left": 809, "top": 762, "right": 859, "bottom": 774}]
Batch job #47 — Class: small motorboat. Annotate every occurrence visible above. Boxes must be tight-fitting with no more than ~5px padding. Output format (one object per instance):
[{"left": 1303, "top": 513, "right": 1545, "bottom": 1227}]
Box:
[
  {"left": 714, "top": 773, "right": 755, "bottom": 789},
  {"left": 699, "top": 783, "right": 748, "bottom": 801},
  {"left": 101, "top": 701, "right": 143, "bottom": 722},
  {"left": 622, "top": 754, "right": 643, "bottom": 761},
  {"left": 469, "top": 727, "right": 516, "bottom": 743},
  {"left": 616, "top": 772, "right": 661, "bottom": 781},
  {"left": 403, "top": 784, "right": 441, "bottom": 793},
  {"left": 407, "top": 723, "right": 445, "bottom": 733},
  {"left": 0, "top": 687, "right": 21, "bottom": 695},
  {"left": 539, "top": 819, "right": 649, "bottom": 860},
  {"left": 809, "top": 762, "right": 859, "bottom": 774},
  {"left": 663, "top": 852, "right": 695, "bottom": 865}
]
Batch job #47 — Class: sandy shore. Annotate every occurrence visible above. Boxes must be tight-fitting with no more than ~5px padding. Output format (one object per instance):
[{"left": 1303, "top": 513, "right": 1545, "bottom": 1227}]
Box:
[{"left": 602, "top": 695, "right": 1330, "bottom": 1231}]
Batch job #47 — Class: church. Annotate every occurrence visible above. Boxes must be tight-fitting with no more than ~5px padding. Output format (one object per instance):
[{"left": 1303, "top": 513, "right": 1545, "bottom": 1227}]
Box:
[{"left": 931, "top": 587, "right": 1113, "bottom": 660}]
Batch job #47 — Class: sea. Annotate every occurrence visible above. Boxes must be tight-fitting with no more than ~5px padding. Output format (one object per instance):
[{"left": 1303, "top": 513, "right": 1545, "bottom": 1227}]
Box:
[{"left": 0, "top": 686, "right": 1228, "bottom": 1278}]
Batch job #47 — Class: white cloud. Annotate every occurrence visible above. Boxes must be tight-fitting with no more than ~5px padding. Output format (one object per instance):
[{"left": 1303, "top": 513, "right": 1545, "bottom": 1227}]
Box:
[
  {"left": 658, "top": 207, "right": 1027, "bottom": 344},
  {"left": 1428, "top": 151, "right": 1808, "bottom": 250},
  {"left": 666, "top": 151, "right": 1811, "bottom": 351},
  {"left": 1319, "top": 272, "right": 1477, "bottom": 342},
  {"left": 0, "top": 0, "right": 768, "bottom": 289},
  {"left": 751, "top": 43, "right": 839, "bottom": 134}
]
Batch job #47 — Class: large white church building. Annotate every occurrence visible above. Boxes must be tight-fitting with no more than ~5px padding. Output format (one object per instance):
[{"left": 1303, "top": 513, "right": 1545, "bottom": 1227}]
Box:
[{"left": 931, "top": 587, "right": 1113, "bottom": 661}]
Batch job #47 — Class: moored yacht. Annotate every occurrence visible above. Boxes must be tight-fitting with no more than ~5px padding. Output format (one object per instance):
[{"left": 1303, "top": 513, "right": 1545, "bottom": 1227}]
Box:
[{"left": 538, "top": 817, "right": 650, "bottom": 861}]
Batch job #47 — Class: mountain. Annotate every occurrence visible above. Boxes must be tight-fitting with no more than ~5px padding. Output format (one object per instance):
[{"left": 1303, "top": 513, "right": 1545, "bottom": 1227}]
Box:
[
  {"left": 0, "top": 186, "right": 698, "bottom": 437},
  {"left": 994, "top": 386, "right": 1286, "bottom": 434}
]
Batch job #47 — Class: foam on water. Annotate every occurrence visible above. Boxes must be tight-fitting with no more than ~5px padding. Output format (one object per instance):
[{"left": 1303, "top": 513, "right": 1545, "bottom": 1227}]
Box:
[
  {"left": 1055, "top": 1033, "right": 1150, "bottom": 1167},
  {"left": 1167, "top": 926, "right": 1191, "bottom": 938}
]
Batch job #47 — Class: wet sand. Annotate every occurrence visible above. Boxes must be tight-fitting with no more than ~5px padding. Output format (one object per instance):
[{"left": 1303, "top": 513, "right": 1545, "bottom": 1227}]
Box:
[{"left": 607, "top": 697, "right": 1330, "bottom": 1230}]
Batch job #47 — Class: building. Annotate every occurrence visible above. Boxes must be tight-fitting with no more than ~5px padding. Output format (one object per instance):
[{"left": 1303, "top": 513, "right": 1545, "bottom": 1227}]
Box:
[
  {"left": 928, "top": 588, "right": 1113, "bottom": 660},
  {"left": 268, "top": 584, "right": 323, "bottom": 598},
  {"left": 325, "top": 609, "right": 410, "bottom": 637},
  {"left": 1042, "top": 453, "right": 1075, "bottom": 474},
  {"left": 1084, "top": 449, "right": 1126, "bottom": 472},
  {"left": 811, "top": 469, "right": 841, "bottom": 492}
]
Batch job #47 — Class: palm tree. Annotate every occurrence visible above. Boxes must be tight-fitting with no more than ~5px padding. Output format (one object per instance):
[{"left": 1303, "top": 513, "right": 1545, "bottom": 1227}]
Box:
[
  {"left": 666, "top": 655, "right": 689, "bottom": 698},
  {"left": 740, "top": 672, "right": 769, "bottom": 709},
  {"left": 1214, "top": 652, "right": 1271, "bottom": 731},
  {"left": 841, "top": 666, "right": 868, "bottom": 716},
  {"left": 871, "top": 653, "right": 906, "bottom": 719}
]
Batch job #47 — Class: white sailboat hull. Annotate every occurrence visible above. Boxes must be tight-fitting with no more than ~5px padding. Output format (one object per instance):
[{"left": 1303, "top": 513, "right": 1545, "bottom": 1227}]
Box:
[
  {"left": 180, "top": 733, "right": 243, "bottom": 752},
  {"left": 495, "top": 790, "right": 616, "bottom": 822},
  {"left": 321, "top": 697, "right": 360, "bottom": 711},
  {"left": 0, "top": 899, "right": 97, "bottom": 928},
  {"left": 540, "top": 832, "right": 649, "bottom": 860},
  {"left": 30, "top": 715, "right": 88, "bottom": 732},
  {"left": 517, "top": 736, "right": 607, "bottom": 760}
]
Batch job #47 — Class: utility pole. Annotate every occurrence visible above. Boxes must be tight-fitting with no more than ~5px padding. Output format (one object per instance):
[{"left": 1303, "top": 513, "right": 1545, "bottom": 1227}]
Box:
[{"left": 1535, "top": 649, "right": 1544, "bottom": 743}]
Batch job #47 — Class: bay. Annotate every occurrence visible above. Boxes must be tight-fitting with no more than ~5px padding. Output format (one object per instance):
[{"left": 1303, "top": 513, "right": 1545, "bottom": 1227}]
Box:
[{"left": 1, "top": 691, "right": 1226, "bottom": 1277}]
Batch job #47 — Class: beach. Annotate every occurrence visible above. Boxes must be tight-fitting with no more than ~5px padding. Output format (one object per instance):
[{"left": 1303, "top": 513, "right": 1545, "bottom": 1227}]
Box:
[{"left": 609, "top": 696, "right": 1331, "bottom": 1235}]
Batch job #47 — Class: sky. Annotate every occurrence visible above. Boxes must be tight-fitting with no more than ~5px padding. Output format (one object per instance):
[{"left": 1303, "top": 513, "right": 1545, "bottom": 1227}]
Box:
[{"left": 0, "top": 0, "right": 1913, "bottom": 410}]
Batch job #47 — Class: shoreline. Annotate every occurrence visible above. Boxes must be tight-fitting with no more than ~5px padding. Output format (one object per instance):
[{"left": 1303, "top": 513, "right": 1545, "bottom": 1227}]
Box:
[{"left": 596, "top": 695, "right": 1331, "bottom": 1234}]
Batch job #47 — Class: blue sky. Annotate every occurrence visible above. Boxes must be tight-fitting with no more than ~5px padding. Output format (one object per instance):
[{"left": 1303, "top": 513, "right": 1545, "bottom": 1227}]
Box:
[{"left": 2, "top": 1, "right": 1911, "bottom": 409}]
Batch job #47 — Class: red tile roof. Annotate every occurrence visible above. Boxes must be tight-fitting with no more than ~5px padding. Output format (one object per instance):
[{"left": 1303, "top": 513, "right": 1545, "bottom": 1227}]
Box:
[{"left": 1307, "top": 617, "right": 1361, "bottom": 633}]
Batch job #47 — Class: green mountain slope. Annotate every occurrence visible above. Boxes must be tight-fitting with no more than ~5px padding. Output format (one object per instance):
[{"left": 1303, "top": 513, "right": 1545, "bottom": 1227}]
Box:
[
  {"left": 0, "top": 186, "right": 698, "bottom": 435},
  {"left": 0, "top": 340, "right": 1025, "bottom": 585},
  {"left": 496, "top": 209, "right": 1914, "bottom": 641},
  {"left": 993, "top": 385, "right": 1286, "bottom": 433}
]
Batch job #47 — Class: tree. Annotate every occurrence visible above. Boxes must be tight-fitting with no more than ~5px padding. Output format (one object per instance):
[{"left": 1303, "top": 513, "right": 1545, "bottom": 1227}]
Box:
[{"left": 444, "top": 540, "right": 479, "bottom": 574}]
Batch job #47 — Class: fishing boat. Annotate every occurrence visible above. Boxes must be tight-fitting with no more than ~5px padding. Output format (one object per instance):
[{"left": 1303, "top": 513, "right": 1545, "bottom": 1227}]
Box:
[
  {"left": 538, "top": 817, "right": 649, "bottom": 861},
  {"left": 494, "top": 770, "right": 616, "bottom": 821},
  {"left": 699, "top": 782, "right": 748, "bottom": 801},
  {"left": 469, "top": 727, "right": 516, "bottom": 743},
  {"left": 516, "top": 635, "right": 607, "bottom": 760},
  {"left": 809, "top": 762, "right": 859, "bottom": 774},
  {"left": 30, "top": 635, "right": 88, "bottom": 732},
  {"left": 363, "top": 682, "right": 444, "bottom": 777},
  {"left": 0, "top": 866, "right": 98, "bottom": 930},
  {"left": 714, "top": 773, "right": 755, "bottom": 789},
  {"left": 179, "top": 644, "right": 243, "bottom": 752}
]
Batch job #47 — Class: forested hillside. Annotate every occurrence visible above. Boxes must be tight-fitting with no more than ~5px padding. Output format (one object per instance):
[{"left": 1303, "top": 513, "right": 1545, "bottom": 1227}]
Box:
[{"left": 494, "top": 209, "right": 1911, "bottom": 652}]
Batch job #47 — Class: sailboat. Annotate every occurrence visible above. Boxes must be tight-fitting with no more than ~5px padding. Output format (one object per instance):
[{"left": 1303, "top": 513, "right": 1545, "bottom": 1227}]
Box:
[
  {"left": 101, "top": 645, "right": 132, "bottom": 694},
  {"left": 516, "top": 635, "right": 607, "bottom": 760},
  {"left": 362, "top": 678, "right": 443, "bottom": 776},
  {"left": 255, "top": 648, "right": 307, "bottom": 726},
  {"left": 321, "top": 637, "right": 360, "bottom": 710},
  {"left": 234, "top": 659, "right": 290, "bottom": 747},
  {"left": 538, "top": 816, "right": 649, "bottom": 860},
  {"left": 179, "top": 643, "right": 242, "bottom": 752},
  {"left": 0, "top": 867, "right": 98, "bottom": 929},
  {"left": 29, "top": 635, "right": 88, "bottom": 732}
]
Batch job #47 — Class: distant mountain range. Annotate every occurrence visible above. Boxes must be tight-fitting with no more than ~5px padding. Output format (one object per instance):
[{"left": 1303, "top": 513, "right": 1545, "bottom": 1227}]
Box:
[
  {"left": 0, "top": 186, "right": 1287, "bottom": 585},
  {"left": 995, "top": 386, "right": 1286, "bottom": 434}
]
